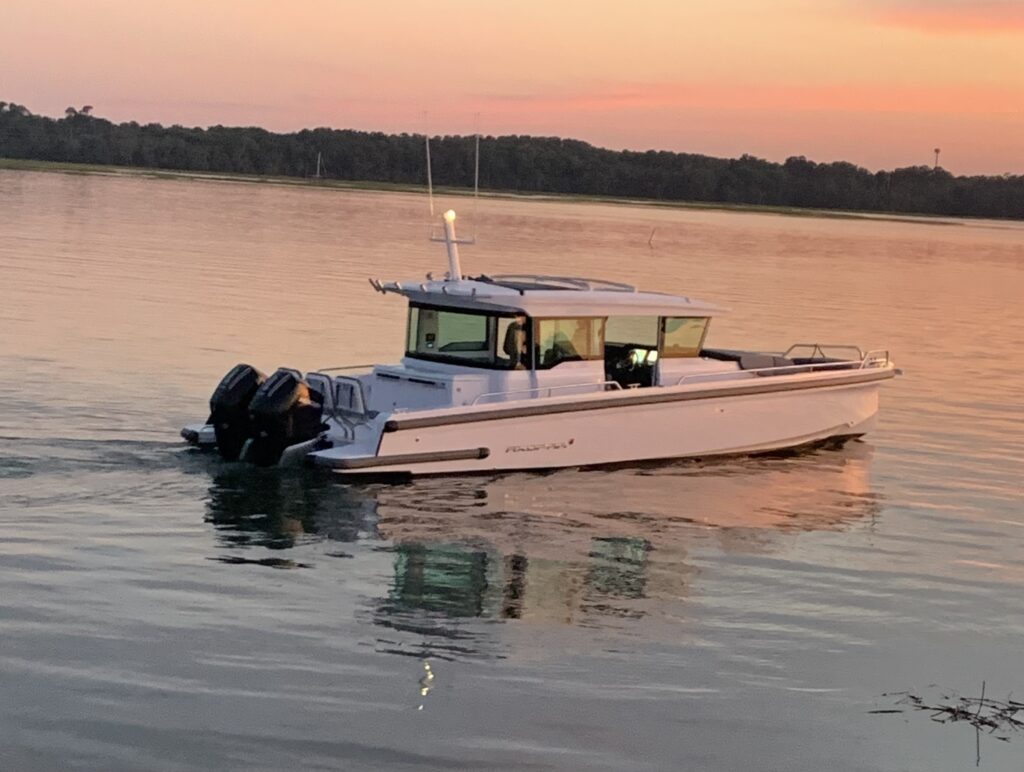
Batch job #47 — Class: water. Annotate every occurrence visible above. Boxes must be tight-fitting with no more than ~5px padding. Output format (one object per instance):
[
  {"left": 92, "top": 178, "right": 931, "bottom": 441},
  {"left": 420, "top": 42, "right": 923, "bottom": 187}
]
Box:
[{"left": 1, "top": 170, "right": 1022, "bottom": 771}]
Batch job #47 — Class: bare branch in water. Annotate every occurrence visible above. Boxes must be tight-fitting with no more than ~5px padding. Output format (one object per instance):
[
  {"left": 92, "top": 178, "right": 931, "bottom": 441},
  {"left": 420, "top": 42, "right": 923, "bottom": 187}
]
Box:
[{"left": 876, "top": 684, "right": 1024, "bottom": 742}]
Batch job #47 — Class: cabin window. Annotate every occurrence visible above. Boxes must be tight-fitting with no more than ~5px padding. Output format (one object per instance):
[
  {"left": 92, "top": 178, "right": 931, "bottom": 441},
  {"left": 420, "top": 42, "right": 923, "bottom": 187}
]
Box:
[
  {"left": 405, "top": 305, "right": 523, "bottom": 369},
  {"left": 606, "top": 316, "right": 659, "bottom": 349},
  {"left": 661, "top": 317, "right": 709, "bottom": 358},
  {"left": 535, "top": 318, "right": 604, "bottom": 369}
]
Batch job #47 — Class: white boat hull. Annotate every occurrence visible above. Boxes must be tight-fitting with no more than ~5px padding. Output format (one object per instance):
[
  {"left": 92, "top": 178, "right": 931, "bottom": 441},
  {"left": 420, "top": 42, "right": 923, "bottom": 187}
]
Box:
[{"left": 310, "top": 368, "right": 891, "bottom": 476}]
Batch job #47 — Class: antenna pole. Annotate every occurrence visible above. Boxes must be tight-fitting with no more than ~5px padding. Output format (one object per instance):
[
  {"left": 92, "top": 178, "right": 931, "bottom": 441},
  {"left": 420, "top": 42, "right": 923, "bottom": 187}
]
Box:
[
  {"left": 473, "top": 126, "right": 480, "bottom": 240},
  {"left": 425, "top": 135, "right": 435, "bottom": 216}
]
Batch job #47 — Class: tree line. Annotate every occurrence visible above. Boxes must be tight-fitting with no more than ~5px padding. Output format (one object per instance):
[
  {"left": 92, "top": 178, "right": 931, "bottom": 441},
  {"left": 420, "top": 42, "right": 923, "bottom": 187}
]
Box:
[{"left": 1, "top": 101, "right": 1021, "bottom": 219}]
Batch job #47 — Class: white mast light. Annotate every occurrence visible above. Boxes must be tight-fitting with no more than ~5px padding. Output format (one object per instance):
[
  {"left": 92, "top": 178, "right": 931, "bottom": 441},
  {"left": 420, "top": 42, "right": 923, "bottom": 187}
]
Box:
[
  {"left": 430, "top": 208, "right": 474, "bottom": 281},
  {"left": 442, "top": 209, "right": 462, "bottom": 281}
]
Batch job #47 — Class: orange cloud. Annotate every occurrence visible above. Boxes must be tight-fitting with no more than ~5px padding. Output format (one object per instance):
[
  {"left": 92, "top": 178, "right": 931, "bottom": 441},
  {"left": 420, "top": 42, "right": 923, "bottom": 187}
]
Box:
[{"left": 869, "top": 2, "right": 1024, "bottom": 34}]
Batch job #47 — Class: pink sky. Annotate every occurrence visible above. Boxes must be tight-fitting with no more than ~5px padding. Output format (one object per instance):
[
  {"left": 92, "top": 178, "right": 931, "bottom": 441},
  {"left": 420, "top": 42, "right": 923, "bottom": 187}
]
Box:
[{"left": 3, "top": 0, "right": 1022, "bottom": 174}]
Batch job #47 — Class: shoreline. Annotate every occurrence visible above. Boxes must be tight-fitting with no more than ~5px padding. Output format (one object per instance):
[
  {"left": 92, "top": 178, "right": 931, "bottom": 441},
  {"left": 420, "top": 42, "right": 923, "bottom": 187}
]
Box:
[{"left": 0, "top": 157, "right": 970, "bottom": 226}]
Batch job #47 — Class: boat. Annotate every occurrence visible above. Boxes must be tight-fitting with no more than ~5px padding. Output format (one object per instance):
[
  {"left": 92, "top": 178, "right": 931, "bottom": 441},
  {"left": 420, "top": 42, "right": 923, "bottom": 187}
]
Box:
[{"left": 180, "top": 209, "right": 898, "bottom": 476}]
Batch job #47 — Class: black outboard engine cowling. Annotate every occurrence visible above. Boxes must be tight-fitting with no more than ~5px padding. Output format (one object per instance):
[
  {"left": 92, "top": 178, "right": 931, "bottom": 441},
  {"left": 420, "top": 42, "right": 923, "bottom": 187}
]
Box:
[
  {"left": 246, "top": 368, "right": 325, "bottom": 466},
  {"left": 210, "top": 364, "right": 266, "bottom": 460}
]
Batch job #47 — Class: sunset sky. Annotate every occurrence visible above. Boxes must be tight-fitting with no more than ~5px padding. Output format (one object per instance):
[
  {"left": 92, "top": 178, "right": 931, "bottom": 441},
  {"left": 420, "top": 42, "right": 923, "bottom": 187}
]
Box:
[{"left": 4, "top": 0, "right": 1022, "bottom": 174}]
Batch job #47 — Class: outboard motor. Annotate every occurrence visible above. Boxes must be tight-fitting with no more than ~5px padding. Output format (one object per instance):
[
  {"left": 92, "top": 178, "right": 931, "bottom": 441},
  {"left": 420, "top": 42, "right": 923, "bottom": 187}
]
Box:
[
  {"left": 245, "top": 368, "right": 326, "bottom": 466},
  {"left": 210, "top": 364, "right": 266, "bottom": 460}
]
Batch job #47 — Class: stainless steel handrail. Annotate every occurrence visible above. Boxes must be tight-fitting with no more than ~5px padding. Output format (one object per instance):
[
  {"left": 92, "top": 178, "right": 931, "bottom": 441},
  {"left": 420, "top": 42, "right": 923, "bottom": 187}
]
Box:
[
  {"left": 317, "top": 364, "right": 376, "bottom": 373},
  {"left": 675, "top": 355, "right": 887, "bottom": 386},
  {"left": 783, "top": 343, "right": 865, "bottom": 360},
  {"left": 472, "top": 380, "right": 623, "bottom": 405},
  {"left": 860, "top": 349, "right": 890, "bottom": 368},
  {"left": 487, "top": 274, "right": 637, "bottom": 292}
]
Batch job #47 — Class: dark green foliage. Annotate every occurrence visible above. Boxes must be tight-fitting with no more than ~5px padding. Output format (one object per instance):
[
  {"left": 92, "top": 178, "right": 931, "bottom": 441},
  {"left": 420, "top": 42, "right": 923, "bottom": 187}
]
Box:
[{"left": 1, "top": 102, "right": 1021, "bottom": 219}]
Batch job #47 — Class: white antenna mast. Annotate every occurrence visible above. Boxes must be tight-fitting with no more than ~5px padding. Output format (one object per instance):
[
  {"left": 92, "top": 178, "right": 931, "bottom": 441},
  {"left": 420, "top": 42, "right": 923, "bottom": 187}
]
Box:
[
  {"left": 473, "top": 122, "right": 480, "bottom": 241},
  {"left": 425, "top": 134, "right": 435, "bottom": 217}
]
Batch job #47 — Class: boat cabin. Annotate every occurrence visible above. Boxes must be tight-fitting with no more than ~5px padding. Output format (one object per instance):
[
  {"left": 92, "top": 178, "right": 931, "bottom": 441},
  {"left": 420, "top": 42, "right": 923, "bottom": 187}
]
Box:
[{"left": 363, "top": 273, "right": 737, "bottom": 412}]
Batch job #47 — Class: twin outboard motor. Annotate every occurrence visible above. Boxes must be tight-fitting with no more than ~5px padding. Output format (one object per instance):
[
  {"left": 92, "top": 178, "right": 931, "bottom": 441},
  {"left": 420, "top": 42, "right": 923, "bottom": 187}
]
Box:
[
  {"left": 246, "top": 368, "right": 325, "bottom": 466},
  {"left": 210, "top": 364, "right": 266, "bottom": 461},
  {"left": 209, "top": 365, "right": 325, "bottom": 466}
]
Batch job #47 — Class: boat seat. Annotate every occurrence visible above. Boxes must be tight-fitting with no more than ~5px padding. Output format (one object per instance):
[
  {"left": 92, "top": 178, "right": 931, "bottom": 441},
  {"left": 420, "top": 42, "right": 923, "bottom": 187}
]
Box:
[
  {"left": 738, "top": 353, "right": 800, "bottom": 374},
  {"left": 701, "top": 348, "right": 747, "bottom": 362},
  {"left": 703, "top": 349, "right": 799, "bottom": 375},
  {"left": 306, "top": 373, "right": 333, "bottom": 412}
]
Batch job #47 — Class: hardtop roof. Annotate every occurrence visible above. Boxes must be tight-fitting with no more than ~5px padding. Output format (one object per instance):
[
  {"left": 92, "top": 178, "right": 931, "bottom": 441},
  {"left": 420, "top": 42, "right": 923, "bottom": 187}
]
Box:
[{"left": 370, "top": 274, "right": 727, "bottom": 317}]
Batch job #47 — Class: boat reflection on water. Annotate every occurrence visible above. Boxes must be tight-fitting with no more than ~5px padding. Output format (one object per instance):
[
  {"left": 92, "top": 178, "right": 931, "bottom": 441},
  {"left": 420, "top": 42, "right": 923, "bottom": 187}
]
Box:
[
  {"left": 204, "top": 470, "right": 380, "bottom": 551},
  {"left": 203, "top": 443, "right": 882, "bottom": 649}
]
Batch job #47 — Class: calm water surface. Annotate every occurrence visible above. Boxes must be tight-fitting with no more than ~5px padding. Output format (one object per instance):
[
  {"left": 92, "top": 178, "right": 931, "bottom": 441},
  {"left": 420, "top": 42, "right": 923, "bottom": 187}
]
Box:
[{"left": 0, "top": 170, "right": 1022, "bottom": 771}]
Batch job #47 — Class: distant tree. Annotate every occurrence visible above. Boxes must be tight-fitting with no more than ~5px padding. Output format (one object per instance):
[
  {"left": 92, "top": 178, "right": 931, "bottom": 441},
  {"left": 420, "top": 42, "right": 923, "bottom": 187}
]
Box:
[{"left": 0, "top": 101, "right": 1021, "bottom": 219}]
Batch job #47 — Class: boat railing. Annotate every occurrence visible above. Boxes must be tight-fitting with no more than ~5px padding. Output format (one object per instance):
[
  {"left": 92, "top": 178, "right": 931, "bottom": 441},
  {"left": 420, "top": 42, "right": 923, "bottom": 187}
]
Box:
[
  {"left": 472, "top": 380, "right": 623, "bottom": 405},
  {"left": 783, "top": 343, "right": 864, "bottom": 361},
  {"left": 675, "top": 349, "right": 890, "bottom": 387},
  {"left": 486, "top": 274, "right": 637, "bottom": 292},
  {"left": 317, "top": 364, "right": 377, "bottom": 374},
  {"left": 860, "top": 349, "right": 890, "bottom": 368},
  {"left": 784, "top": 344, "right": 890, "bottom": 369}
]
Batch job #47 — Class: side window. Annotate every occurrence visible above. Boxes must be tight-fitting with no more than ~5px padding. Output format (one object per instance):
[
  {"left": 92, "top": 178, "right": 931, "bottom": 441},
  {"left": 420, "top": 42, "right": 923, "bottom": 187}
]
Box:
[
  {"left": 406, "top": 307, "right": 420, "bottom": 352},
  {"left": 406, "top": 306, "right": 492, "bottom": 364},
  {"left": 405, "top": 305, "right": 523, "bottom": 369},
  {"left": 662, "top": 317, "right": 708, "bottom": 357},
  {"left": 535, "top": 318, "right": 604, "bottom": 368}
]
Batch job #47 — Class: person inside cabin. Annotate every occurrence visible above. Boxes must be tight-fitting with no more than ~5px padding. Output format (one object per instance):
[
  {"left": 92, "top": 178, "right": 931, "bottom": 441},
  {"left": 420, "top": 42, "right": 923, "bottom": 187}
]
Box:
[
  {"left": 503, "top": 313, "right": 529, "bottom": 369},
  {"left": 541, "top": 327, "right": 580, "bottom": 366},
  {"left": 546, "top": 332, "right": 578, "bottom": 365}
]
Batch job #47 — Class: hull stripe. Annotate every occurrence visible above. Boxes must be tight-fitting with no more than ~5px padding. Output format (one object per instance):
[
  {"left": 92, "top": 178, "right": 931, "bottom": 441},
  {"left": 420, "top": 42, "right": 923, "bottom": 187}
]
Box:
[{"left": 384, "top": 368, "right": 894, "bottom": 432}]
